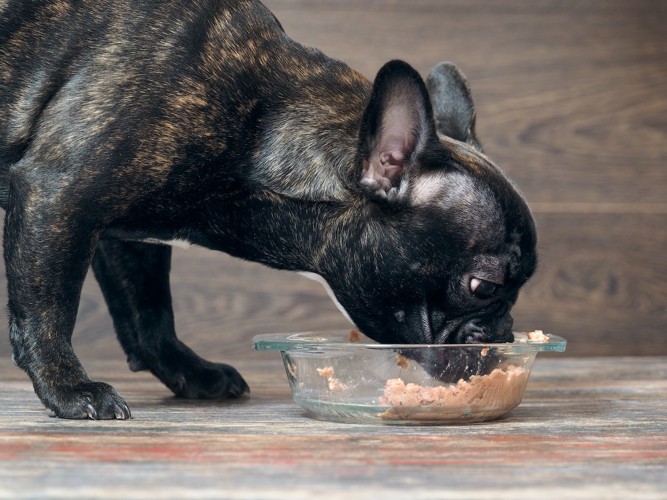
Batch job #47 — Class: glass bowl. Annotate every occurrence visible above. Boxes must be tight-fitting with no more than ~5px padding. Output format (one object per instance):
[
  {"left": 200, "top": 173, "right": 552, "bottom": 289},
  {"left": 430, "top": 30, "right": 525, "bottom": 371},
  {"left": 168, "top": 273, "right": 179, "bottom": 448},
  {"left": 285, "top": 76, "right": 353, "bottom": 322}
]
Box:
[{"left": 253, "top": 330, "right": 566, "bottom": 425}]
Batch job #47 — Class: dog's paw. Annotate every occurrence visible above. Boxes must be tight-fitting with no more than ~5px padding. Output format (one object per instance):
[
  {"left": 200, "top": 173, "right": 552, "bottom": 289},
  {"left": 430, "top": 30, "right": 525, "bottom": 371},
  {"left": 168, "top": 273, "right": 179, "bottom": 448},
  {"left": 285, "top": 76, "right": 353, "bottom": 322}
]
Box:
[
  {"left": 164, "top": 361, "right": 250, "bottom": 400},
  {"left": 43, "top": 381, "right": 131, "bottom": 420}
]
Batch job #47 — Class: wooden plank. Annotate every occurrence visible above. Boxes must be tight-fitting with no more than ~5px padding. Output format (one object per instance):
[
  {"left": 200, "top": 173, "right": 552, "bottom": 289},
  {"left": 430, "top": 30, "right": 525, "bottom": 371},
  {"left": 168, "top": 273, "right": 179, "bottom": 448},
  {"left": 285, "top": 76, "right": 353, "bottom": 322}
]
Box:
[
  {"left": 512, "top": 213, "right": 667, "bottom": 356},
  {"left": 0, "top": 357, "right": 665, "bottom": 498}
]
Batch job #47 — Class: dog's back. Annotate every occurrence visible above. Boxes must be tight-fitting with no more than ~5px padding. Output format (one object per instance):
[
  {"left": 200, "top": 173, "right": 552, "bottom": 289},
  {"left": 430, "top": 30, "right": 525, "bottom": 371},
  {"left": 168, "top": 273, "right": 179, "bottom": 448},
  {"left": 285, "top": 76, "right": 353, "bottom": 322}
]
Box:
[
  {"left": 0, "top": 0, "right": 368, "bottom": 212},
  {"left": 0, "top": 0, "right": 278, "bottom": 165}
]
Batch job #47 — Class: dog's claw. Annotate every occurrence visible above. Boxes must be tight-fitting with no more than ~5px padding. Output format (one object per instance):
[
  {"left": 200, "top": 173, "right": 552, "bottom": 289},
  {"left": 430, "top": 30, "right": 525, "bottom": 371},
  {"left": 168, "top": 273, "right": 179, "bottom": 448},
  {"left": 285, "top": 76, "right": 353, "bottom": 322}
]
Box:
[
  {"left": 42, "top": 381, "right": 131, "bottom": 420},
  {"left": 114, "top": 403, "right": 131, "bottom": 420},
  {"left": 86, "top": 404, "right": 98, "bottom": 420}
]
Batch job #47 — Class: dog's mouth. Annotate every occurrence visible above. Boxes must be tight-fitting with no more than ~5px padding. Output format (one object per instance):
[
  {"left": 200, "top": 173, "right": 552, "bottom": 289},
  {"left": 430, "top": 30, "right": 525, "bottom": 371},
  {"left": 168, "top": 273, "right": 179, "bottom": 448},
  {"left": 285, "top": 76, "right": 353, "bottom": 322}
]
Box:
[
  {"left": 380, "top": 301, "right": 514, "bottom": 382},
  {"left": 397, "top": 345, "right": 503, "bottom": 383},
  {"left": 413, "top": 300, "right": 514, "bottom": 346}
]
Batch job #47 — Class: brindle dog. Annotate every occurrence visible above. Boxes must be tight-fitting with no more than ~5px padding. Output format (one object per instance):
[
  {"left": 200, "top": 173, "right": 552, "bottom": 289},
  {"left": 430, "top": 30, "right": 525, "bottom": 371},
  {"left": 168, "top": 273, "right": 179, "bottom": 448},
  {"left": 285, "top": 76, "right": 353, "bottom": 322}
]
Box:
[{"left": 0, "top": 0, "right": 536, "bottom": 419}]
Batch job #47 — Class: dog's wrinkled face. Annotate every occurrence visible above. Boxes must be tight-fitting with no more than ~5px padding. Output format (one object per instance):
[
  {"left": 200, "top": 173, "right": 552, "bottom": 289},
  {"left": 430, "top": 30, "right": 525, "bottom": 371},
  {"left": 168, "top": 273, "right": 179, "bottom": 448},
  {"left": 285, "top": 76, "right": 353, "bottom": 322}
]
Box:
[{"left": 316, "top": 61, "right": 536, "bottom": 346}]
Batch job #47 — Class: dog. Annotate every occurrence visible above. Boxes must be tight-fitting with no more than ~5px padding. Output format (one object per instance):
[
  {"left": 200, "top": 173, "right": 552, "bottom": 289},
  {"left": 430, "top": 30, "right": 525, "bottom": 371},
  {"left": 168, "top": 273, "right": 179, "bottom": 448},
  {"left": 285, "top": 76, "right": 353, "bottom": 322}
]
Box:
[{"left": 0, "top": 0, "right": 536, "bottom": 419}]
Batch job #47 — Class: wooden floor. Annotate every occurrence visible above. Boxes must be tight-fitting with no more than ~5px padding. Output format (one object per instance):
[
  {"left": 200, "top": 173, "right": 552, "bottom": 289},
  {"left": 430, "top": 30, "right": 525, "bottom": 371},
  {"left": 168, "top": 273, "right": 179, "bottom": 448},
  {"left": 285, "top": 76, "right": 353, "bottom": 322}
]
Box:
[
  {"left": 1, "top": 0, "right": 667, "bottom": 498},
  {"left": 1, "top": 357, "right": 666, "bottom": 498}
]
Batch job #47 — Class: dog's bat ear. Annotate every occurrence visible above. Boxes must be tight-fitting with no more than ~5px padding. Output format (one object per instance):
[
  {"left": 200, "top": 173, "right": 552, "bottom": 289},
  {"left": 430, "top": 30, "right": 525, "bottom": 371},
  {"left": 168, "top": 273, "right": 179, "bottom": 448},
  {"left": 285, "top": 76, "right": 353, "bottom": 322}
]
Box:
[
  {"left": 358, "top": 60, "right": 439, "bottom": 201},
  {"left": 426, "top": 62, "right": 481, "bottom": 150}
]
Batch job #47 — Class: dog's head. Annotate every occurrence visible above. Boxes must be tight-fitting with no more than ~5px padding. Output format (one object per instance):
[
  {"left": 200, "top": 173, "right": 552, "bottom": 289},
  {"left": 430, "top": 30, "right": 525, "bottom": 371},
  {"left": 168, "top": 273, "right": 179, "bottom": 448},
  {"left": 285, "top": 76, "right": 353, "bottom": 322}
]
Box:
[{"left": 315, "top": 60, "right": 536, "bottom": 345}]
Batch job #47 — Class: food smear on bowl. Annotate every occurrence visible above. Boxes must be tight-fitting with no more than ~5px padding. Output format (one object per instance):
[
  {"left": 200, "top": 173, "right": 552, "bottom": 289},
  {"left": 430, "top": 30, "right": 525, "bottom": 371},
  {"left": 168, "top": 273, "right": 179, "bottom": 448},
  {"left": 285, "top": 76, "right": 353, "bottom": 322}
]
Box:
[
  {"left": 347, "top": 329, "right": 362, "bottom": 343},
  {"left": 378, "top": 364, "right": 528, "bottom": 421},
  {"left": 526, "top": 329, "right": 550, "bottom": 342},
  {"left": 317, "top": 366, "right": 348, "bottom": 391},
  {"left": 395, "top": 353, "right": 409, "bottom": 369}
]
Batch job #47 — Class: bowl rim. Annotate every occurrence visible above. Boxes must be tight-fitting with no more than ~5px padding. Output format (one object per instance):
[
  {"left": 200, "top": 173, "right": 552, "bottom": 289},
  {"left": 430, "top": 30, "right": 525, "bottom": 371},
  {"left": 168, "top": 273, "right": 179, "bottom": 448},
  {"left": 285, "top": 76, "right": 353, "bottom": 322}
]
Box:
[{"left": 253, "top": 330, "right": 567, "bottom": 353}]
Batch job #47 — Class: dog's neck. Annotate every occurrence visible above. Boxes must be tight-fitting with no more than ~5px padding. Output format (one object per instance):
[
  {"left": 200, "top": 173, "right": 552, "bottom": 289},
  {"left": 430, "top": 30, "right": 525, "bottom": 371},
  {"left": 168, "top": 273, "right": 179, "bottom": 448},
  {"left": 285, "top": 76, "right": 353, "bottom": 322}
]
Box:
[
  {"left": 197, "top": 188, "right": 370, "bottom": 275},
  {"left": 247, "top": 70, "right": 371, "bottom": 203},
  {"left": 250, "top": 112, "right": 357, "bottom": 202},
  {"left": 193, "top": 30, "right": 376, "bottom": 269}
]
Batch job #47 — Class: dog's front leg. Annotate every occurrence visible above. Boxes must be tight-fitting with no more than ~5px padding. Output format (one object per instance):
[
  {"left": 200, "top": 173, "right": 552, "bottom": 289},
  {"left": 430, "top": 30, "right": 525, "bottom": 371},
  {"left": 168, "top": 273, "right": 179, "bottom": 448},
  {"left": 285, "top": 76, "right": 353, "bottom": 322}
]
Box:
[
  {"left": 92, "top": 239, "right": 249, "bottom": 399},
  {"left": 4, "top": 194, "right": 130, "bottom": 419}
]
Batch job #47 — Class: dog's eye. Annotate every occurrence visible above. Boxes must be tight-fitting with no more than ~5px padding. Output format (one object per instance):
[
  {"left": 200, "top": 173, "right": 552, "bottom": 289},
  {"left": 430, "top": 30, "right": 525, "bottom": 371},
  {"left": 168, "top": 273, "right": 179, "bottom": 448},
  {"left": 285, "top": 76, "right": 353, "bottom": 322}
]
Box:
[{"left": 470, "top": 277, "right": 497, "bottom": 299}]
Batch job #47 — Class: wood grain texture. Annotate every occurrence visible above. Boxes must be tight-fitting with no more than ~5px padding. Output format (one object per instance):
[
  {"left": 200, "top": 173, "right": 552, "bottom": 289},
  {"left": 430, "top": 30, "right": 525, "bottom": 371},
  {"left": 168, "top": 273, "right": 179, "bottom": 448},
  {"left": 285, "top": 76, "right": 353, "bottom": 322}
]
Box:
[
  {"left": 0, "top": 357, "right": 665, "bottom": 498},
  {"left": 513, "top": 213, "right": 667, "bottom": 355},
  {"left": 0, "top": 0, "right": 666, "bottom": 371}
]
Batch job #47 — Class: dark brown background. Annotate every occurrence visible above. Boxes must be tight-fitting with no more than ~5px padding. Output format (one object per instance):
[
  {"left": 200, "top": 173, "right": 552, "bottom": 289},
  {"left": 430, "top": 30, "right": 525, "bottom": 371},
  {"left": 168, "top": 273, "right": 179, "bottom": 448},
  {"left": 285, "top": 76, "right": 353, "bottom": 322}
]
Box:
[{"left": 0, "top": 0, "right": 665, "bottom": 364}]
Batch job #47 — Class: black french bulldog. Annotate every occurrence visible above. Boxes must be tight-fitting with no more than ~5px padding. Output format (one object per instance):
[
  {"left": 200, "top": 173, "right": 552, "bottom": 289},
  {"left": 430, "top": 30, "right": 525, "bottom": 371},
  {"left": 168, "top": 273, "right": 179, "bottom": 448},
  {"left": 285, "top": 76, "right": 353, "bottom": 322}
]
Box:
[{"left": 0, "top": 0, "right": 536, "bottom": 419}]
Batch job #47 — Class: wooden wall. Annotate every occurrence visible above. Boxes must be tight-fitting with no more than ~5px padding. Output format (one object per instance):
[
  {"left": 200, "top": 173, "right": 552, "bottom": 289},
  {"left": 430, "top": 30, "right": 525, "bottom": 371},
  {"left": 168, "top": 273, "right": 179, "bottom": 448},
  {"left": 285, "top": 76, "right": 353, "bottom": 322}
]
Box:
[{"left": 0, "top": 0, "right": 665, "bottom": 360}]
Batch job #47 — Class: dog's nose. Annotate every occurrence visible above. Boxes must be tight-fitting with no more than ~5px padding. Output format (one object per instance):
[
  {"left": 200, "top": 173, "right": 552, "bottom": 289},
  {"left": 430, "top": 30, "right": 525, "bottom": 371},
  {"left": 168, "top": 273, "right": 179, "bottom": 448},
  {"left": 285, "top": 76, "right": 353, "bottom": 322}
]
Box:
[
  {"left": 457, "top": 319, "right": 488, "bottom": 344},
  {"left": 506, "top": 315, "right": 514, "bottom": 333},
  {"left": 450, "top": 308, "right": 514, "bottom": 344},
  {"left": 399, "top": 344, "right": 498, "bottom": 383},
  {"left": 497, "top": 312, "right": 514, "bottom": 342}
]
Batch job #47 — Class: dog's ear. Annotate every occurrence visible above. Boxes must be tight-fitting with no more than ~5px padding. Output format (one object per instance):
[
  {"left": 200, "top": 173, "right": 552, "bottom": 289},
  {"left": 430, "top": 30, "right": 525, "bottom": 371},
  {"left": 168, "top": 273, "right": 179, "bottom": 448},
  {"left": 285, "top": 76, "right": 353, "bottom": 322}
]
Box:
[
  {"left": 358, "top": 60, "right": 440, "bottom": 201},
  {"left": 426, "top": 62, "right": 481, "bottom": 149}
]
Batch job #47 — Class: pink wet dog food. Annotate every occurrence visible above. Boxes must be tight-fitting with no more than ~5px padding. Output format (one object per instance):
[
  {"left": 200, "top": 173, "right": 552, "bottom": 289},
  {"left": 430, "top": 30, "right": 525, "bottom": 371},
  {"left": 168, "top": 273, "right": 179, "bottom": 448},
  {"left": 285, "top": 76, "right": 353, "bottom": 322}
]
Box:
[{"left": 378, "top": 364, "right": 528, "bottom": 421}]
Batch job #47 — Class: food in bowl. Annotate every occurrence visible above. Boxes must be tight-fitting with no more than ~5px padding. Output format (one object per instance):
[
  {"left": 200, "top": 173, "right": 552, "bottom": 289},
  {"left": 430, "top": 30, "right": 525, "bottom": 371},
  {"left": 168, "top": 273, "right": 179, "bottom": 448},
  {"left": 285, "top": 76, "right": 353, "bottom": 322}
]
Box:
[
  {"left": 378, "top": 364, "right": 528, "bottom": 421},
  {"left": 253, "top": 330, "right": 566, "bottom": 425},
  {"left": 316, "top": 366, "right": 348, "bottom": 391},
  {"left": 526, "top": 329, "right": 550, "bottom": 342}
]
